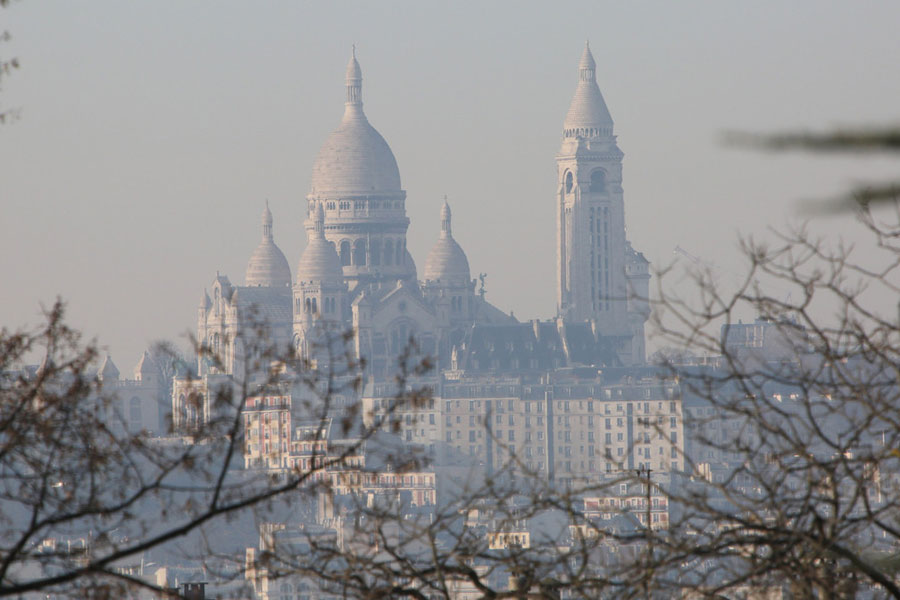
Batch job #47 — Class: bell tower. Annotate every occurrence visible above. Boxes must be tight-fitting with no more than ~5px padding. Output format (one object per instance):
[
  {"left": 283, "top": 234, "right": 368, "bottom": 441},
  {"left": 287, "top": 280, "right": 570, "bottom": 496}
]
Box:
[{"left": 556, "top": 43, "right": 647, "bottom": 361}]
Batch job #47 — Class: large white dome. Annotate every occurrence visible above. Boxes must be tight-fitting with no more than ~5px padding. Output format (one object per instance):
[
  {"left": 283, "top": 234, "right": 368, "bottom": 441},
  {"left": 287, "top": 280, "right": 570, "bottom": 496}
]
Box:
[
  {"left": 309, "top": 52, "right": 401, "bottom": 195},
  {"left": 310, "top": 113, "right": 401, "bottom": 194}
]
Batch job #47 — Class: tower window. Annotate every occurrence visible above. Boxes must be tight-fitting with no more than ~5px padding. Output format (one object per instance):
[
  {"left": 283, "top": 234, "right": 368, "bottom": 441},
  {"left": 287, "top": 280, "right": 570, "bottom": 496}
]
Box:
[
  {"left": 340, "top": 241, "right": 351, "bottom": 266},
  {"left": 384, "top": 239, "right": 394, "bottom": 266},
  {"left": 590, "top": 170, "right": 607, "bottom": 193},
  {"left": 370, "top": 239, "right": 381, "bottom": 266},
  {"left": 565, "top": 171, "right": 574, "bottom": 194}
]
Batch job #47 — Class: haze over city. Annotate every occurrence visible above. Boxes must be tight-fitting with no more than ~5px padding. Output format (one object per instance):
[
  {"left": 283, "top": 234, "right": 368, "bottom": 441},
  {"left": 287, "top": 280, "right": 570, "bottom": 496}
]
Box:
[
  {"left": 3, "top": 1, "right": 899, "bottom": 364},
  {"left": 6, "top": 3, "right": 900, "bottom": 599}
]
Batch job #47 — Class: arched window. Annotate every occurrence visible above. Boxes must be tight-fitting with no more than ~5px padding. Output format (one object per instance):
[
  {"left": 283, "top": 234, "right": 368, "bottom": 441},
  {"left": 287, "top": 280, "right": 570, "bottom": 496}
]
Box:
[
  {"left": 590, "top": 169, "right": 606, "bottom": 193},
  {"left": 396, "top": 241, "right": 404, "bottom": 265},
  {"left": 565, "top": 171, "right": 574, "bottom": 194},
  {"left": 370, "top": 239, "right": 381, "bottom": 266},
  {"left": 340, "top": 241, "right": 351, "bottom": 266},
  {"left": 311, "top": 297, "right": 318, "bottom": 314},
  {"left": 213, "top": 333, "right": 219, "bottom": 354},
  {"left": 304, "top": 298, "right": 311, "bottom": 313},
  {"left": 354, "top": 240, "right": 367, "bottom": 266},
  {"left": 384, "top": 239, "right": 394, "bottom": 266}
]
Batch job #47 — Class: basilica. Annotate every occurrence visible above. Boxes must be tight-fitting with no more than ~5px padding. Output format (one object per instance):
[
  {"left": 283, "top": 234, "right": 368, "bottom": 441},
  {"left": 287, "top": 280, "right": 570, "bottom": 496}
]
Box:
[{"left": 191, "top": 43, "right": 649, "bottom": 386}]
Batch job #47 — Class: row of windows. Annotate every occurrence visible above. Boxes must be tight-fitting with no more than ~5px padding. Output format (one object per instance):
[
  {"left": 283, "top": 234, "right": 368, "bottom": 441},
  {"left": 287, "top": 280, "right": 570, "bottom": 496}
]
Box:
[
  {"left": 371, "top": 397, "right": 436, "bottom": 411},
  {"left": 404, "top": 413, "right": 436, "bottom": 426},
  {"left": 447, "top": 398, "right": 679, "bottom": 417},
  {"left": 338, "top": 238, "right": 407, "bottom": 268},
  {"left": 563, "top": 126, "right": 613, "bottom": 139},
  {"left": 321, "top": 198, "right": 404, "bottom": 212},
  {"left": 296, "top": 296, "right": 338, "bottom": 315}
]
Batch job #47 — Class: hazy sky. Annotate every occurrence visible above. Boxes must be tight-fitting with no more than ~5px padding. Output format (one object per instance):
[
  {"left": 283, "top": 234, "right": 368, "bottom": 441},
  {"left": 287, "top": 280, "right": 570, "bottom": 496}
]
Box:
[{"left": 2, "top": 1, "right": 899, "bottom": 368}]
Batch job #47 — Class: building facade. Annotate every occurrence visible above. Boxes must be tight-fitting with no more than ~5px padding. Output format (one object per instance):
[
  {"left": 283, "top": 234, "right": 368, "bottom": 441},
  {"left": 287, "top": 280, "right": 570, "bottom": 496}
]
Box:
[
  {"left": 364, "top": 369, "right": 684, "bottom": 482},
  {"left": 178, "top": 45, "right": 653, "bottom": 445}
]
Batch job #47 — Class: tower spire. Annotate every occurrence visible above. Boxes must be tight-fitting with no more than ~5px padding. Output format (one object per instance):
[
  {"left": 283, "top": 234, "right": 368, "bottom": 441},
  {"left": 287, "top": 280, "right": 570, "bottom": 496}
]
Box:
[{"left": 563, "top": 41, "right": 613, "bottom": 138}]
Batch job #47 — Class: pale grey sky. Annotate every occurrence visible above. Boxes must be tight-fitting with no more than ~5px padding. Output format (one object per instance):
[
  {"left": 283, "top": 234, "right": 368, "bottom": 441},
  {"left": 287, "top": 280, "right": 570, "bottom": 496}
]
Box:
[{"left": 2, "top": 1, "right": 899, "bottom": 367}]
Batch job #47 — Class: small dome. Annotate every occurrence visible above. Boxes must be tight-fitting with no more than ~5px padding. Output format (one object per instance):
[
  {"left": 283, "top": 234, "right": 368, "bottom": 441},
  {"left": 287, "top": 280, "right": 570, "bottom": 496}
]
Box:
[
  {"left": 245, "top": 203, "right": 292, "bottom": 287},
  {"left": 297, "top": 203, "right": 344, "bottom": 284},
  {"left": 309, "top": 51, "right": 402, "bottom": 195},
  {"left": 423, "top": 200, "right": 470, "bottom": 285}
]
